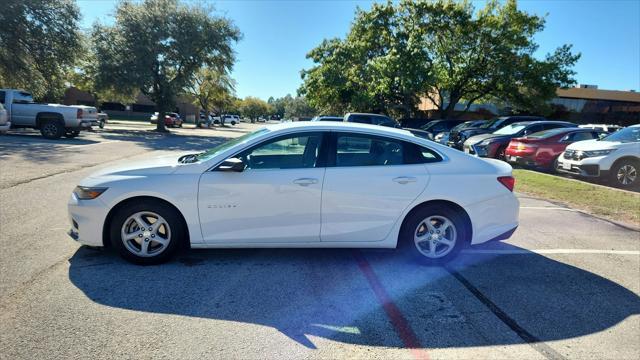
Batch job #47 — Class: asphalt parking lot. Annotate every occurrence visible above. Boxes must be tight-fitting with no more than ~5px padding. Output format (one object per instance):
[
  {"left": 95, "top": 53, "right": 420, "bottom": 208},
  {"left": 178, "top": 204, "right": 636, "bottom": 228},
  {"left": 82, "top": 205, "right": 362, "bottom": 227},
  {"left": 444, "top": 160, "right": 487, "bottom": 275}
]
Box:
[{"left": 0, "top": 122, "right": 638, "bottom": 359}]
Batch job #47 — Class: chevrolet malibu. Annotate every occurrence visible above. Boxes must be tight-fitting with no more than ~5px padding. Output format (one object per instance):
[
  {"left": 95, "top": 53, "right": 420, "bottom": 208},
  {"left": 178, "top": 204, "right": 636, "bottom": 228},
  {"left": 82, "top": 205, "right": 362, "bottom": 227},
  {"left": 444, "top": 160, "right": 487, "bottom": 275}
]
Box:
[{"left": 68, "top": 122, "right": 519, "bottom": 265}]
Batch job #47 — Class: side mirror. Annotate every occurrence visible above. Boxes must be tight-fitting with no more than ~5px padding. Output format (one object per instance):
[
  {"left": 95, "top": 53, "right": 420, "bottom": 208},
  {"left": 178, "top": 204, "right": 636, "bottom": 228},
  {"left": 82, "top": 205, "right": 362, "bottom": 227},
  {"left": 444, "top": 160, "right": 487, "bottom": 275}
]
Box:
[{"left": 216, "top": 157, "right": 245, "bottom": 172}]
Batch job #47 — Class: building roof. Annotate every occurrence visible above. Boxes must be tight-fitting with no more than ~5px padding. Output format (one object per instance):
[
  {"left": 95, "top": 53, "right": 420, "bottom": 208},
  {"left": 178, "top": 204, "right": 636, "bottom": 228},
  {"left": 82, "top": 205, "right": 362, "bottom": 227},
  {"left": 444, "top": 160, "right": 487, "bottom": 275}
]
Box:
[{"left": 556, "top": 87, "right": 640, "bottom": 103}]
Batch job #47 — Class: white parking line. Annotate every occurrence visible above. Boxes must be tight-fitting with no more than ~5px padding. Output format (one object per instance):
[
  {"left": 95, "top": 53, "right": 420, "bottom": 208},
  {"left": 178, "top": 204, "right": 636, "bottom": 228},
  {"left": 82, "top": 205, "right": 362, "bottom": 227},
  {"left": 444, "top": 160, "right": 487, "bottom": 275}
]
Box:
[
  {"left": 62, "top": 140, "right": 120, "bottom": 149},
  {"left": 462, "top": 249, "right": 640, "bottom": 255}
]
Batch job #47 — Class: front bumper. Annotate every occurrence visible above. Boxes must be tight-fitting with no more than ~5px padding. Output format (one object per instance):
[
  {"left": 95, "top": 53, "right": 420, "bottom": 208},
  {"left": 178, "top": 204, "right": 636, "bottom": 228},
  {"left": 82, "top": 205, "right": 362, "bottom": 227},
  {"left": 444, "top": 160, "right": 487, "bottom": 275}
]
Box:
[
  {"left": 68, "top": 192, "right": 109, "bottom": 247},
  {"left": 556, "top": 155, "right": 611, "bottom": 178}
]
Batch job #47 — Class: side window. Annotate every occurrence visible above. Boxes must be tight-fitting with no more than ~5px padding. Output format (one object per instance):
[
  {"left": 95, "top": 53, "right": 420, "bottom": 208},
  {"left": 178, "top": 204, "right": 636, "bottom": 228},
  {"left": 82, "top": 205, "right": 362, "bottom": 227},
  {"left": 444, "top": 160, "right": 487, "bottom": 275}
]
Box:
[
  {"left": 405, "top": 143, "right": 443, "bottom": 164},
  {"left": 569, "top": 132, "right": 594, "bottom": 142},
  {"left": 336, "top": 134, "right": 403, "bottom": 166},
  {"left": 239, "top": 133, "right": 323, "bottom": 170},
  {"left": 543, "top": 123, "right": 564, "bottom": 131},
  {"left": 523, "top": 124, "right": 543, "bottom": 135}
]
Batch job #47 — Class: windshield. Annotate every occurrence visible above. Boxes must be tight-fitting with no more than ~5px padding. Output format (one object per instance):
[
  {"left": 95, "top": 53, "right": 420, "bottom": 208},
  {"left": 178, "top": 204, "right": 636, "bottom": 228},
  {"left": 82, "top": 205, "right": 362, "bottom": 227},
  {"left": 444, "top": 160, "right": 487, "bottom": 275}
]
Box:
[
  {"left": 480, "top": 118, "right": 504, "bottom": 129},
  {"left": 452, "top": 121, "right": 481, "bottom": 132},
  {"left": 493, "top": 124, "right": 526, "bottom": 135},
  {"left": 196, "top": 128, "right": 269, "bottom": 161},
  {"left": 602, "top": 126, "right": 640, "bottom": 143}
]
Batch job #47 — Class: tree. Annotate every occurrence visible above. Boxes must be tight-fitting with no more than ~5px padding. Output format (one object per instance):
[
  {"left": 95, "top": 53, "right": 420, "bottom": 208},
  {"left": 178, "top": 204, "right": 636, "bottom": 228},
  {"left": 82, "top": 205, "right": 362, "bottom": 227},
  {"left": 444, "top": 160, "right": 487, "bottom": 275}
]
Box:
[
  {"left": 0, "top": 0, "right": 82, "bottom": 101},
  {"left": 284, "top": 96, "right": 316, "bottom": 120},
  {"left": 240, "top": 97, "right": 269, "bottom": 122},
  {"left": 300, "top": 1, "right": 432, "bottom": 118},
  {"left": 185, "top": 67, "right": 236, "bottom": 125},
  {"left": 415, "top": 0, "right": 579, "bottom": 119},
  {"left": 301, "top": 0, "right": 580, "bottom": 119},
  {"left": 267, "top": 94, "right": 293, "bottom": 119},
  {"left": 91, "top": 0, "right": 240, "bottom": 131}
]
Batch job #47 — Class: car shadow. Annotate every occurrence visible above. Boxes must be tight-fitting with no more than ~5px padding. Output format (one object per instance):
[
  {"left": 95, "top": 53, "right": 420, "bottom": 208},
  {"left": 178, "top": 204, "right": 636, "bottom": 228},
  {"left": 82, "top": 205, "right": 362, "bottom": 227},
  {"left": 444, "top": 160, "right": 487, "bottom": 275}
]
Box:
[{"left": 68, "top": 241, "right": 640, "bottom": 350}]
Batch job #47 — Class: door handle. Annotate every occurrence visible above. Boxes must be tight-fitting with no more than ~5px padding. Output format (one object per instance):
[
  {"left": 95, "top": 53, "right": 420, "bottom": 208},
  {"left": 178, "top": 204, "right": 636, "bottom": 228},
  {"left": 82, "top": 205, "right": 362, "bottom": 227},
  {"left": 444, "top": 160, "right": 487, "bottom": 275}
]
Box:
[
  {"left": 393, "top": 176, "right": 417, "bottom": 184},
  {"left": 293, "top": 178, "right": 318, "bottom": 186}
]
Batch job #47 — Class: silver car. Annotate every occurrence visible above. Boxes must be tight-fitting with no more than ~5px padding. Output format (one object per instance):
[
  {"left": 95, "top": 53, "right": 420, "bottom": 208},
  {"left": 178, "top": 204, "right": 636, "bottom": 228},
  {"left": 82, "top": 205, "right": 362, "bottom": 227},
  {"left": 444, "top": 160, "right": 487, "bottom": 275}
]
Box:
[{"left": 0, "top": 102, "right": 10, "bottom": 134}]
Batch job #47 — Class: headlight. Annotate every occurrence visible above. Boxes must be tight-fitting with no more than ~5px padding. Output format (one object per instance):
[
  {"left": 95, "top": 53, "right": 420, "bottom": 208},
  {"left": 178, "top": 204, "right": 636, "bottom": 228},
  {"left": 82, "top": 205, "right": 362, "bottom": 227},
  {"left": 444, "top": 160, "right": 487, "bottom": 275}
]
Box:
[
  {"left": 581, "top": 149, "right": 615, "bottom": 158},
  {"left": 73, "top": 186, "right": 108, "bottom": 200},
  {"left": 434, "top": 132, "right": 445, "bottom": 140}
]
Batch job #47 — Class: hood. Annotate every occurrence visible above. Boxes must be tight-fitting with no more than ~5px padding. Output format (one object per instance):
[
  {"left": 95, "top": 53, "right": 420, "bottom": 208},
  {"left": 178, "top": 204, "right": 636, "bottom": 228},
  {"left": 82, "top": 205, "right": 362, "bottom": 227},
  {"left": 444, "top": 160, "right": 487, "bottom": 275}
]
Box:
[
  {"left": 465, "top": 133, "right": 511, "bottom": 145},
  {"left": 566, "top": 139, "right": 622, "bottom": 151},
  {"left": 87, "top": 153, "right": 189, "bottom": 178}
]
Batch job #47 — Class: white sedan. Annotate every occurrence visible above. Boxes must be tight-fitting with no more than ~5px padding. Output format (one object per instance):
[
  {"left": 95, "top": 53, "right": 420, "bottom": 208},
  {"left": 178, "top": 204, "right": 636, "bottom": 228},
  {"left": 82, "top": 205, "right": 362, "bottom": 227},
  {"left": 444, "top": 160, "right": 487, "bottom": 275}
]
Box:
[{"left": 68, "top": 122, "right": 519, "bottom": 265}]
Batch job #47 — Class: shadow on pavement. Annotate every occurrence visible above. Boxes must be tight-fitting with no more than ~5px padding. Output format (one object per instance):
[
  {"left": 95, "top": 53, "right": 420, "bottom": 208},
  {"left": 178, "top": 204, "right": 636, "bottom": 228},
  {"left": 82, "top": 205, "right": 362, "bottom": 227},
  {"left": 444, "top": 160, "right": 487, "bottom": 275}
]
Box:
[{"left": 68, "top": 241, "right": 640, "bottom": 350}]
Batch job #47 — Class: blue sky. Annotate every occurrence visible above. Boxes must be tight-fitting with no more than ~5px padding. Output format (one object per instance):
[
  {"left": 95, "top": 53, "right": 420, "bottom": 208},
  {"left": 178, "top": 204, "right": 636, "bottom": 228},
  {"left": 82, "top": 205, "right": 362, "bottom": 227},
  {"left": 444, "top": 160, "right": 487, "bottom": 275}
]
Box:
[{"left": 78, "top": 0, "right": 640, "bottom": 100}]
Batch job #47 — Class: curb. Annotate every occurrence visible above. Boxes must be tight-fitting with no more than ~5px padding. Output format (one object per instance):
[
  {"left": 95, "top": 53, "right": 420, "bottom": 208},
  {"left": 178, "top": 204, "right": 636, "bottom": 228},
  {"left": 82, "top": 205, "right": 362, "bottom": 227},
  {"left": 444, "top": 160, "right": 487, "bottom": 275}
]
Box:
[{"left": 514, "top": 169, "right": 640, "bottom": 195}]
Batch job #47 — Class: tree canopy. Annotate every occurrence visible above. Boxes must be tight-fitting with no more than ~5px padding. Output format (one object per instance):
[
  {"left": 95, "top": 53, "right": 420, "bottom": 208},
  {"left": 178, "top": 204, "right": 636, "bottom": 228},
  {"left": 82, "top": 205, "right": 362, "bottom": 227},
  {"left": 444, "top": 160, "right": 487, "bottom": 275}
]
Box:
[
  {"left": 0, "top": 0, "right": 82, "bottom": 101},
  {"left": 300, "top": 0, "right": 580, "bottom": 119},
  {"left": 186, "top": 67, "right": 237, "bottom": 122},
  {"left": 91, "top": 0, "right": 241, "bottom": 130},
  {"left": 240, "top": 96, "right": 270, "bottom": 122}
]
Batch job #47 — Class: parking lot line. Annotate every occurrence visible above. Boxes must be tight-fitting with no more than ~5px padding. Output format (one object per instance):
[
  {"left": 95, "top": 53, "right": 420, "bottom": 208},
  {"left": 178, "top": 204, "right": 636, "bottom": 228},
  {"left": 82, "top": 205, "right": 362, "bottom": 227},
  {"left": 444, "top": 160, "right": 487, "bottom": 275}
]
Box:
[
  {"left": 352, "top": 250, "right": 430, "bottom": 360},
  {"left": 462, "top": 249, "right": 640, "bottom": 255},
  {"left": 520, "top": 206, "right": 579, "bottom": 212},
  {"left": 445, "top": 266, "right": 566, "bottom": 360}
]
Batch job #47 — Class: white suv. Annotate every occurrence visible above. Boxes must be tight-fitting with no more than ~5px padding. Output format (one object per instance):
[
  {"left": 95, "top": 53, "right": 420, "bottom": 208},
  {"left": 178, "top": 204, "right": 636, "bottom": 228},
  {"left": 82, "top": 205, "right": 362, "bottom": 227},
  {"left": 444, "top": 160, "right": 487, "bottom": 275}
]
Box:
[{"left": 557, "top": 124, "right": 640, "bottom": 189}]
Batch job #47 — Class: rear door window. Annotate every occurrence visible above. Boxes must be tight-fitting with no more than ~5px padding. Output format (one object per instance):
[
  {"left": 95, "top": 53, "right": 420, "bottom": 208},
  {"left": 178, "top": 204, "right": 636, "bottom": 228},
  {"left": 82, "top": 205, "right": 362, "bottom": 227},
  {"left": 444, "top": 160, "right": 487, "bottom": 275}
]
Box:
[{"left": 336, "top": 134, "right": 403, "bottom": 166}]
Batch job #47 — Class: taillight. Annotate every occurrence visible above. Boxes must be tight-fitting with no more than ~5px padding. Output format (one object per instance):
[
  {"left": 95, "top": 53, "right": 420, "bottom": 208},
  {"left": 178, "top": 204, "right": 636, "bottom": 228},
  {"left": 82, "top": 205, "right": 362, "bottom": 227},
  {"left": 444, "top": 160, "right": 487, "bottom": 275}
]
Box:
[
  {"left": 77, "top": 109, "right": 83, "bottom": 119},
  {"left": 498, "top": 176, "right": 515, "bottom": 192}
]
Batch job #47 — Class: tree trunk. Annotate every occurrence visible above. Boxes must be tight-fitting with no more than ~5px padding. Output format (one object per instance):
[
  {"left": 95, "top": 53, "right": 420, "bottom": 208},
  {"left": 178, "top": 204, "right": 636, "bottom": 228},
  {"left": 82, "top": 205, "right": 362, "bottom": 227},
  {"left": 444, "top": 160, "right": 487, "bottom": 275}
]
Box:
[{"left": 155, "top": 95, "right": 168, "bottom": 132}]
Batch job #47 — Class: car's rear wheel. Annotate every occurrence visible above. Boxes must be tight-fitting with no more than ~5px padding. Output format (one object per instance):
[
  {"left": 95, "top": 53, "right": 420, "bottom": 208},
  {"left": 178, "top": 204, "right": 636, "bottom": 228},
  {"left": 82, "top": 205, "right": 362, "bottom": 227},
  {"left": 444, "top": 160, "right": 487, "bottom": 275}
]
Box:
[
  {"left": 496, "top": 146, "right": 507, "bottom": 161},
  {"left": 110, "top": 200, "right": 184, "bottom": 265},
  {"left": 40, "top": 119, "right": 64, "bottom": 139},
  {"left": 610, "top": 159, "right": 639, "bottom": 189},
  {"left": 400, "top": 204, "right": 468, "bottom": 265}
]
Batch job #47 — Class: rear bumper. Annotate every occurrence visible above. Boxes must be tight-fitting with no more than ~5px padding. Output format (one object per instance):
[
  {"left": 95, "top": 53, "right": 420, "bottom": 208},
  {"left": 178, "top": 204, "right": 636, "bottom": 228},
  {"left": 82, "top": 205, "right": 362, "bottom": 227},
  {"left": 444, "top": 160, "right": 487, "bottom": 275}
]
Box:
[{"left": 466, "top": 193, "right": 520, "bottom": 245}]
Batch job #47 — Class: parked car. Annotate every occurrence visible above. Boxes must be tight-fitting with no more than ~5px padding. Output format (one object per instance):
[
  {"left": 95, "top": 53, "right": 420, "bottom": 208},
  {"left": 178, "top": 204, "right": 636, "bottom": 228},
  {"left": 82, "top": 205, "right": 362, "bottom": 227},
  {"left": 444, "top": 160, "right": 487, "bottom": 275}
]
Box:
[
  {"left": 344, "top": 113, "right": 400, "bottom": 128},
  {"left": 311, "top": 115, "right": 344, "bottom": 122},
  {"left": 68, "top": 122, "right": 519, "bottom": 265},
  {"left": 398, "top": 118, "right": 432, "bottom": 129},
  {"left": 464, "top": 121, "right": 575, "bottom": 160},
  {"left": 505, "top": 127, "right": 606, "bottom": 171},
  {"left": 434, "top": 120, "right": 488, "bottom": 145},
  {"left": 578, "top": 124, "right": 624, "bottom": 133},
  {"left": 0, "top": 101, "right": 9, "bottom": 134},
  {"left": 448, "top": 116, "right": 545, "bottom": 150},
  {"left": 221, "top": 114, "right": 239, "bottom": 125},
  {"left": 0, "top": 89, "right": 96, "bottom": 139},
  {"left": 419, "top": 119, "right": 467, "bottom": 140},
  {"left": 557, "top": 124, "right": 640, "bottom": 189},
  {"left": 150, "top": 112, "right": 183, "bottom": 127},
  {"left": 97, "top": 112, "right": 108, "bottom": 129}
]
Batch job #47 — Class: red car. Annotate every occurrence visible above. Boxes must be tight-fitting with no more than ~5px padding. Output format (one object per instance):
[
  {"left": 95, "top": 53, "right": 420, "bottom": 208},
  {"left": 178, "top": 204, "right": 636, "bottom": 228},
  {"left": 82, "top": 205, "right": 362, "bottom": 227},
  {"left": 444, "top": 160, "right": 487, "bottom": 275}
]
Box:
[
  {"left": 506, "top": 128, "right": 605, "bottom": 170},
  {"left": 150, "top": 112, "right": 183, "bottom": 128}
]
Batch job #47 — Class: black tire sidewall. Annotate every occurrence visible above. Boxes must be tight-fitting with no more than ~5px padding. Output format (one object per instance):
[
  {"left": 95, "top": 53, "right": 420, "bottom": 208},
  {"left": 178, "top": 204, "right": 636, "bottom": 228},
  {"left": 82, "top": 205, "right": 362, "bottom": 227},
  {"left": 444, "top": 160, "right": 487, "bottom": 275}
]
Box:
[
  {"left": 610, "top": 159, "right": 640, "bottom": 189},
  {"left": 399, "top": 204, "right": 469, "bottom": 265},
  {"left": 40, "top": 120, "right": 64, "bottom": 139},
  {"left": 110, "top": 200, "right": 184, "bottom": 265}
]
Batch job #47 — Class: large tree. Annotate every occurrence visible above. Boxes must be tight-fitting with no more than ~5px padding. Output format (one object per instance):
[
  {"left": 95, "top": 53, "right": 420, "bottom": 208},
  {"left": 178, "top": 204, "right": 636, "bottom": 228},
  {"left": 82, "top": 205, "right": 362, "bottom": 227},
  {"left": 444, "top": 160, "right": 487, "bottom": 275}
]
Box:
[
  {"left": 91, "top": 0, "right": 240, "bottom": 131},
  {"left": 284, "top": 96, "right": 316, "bottom": 120},
  {"left": 0, "top": 0, "right": 82, "bottom": 101},
  {"left": 185, "top": 67, "right": 236, "bottom": 125},
  {"left": 300, "top": 1, "right": 432, "bottom": 118},
  {"left": 301, "top": 0, "right": 580, "bottom": 119},
  {"left": 239, "top": 97, "right": 269, "bottom": 123}
]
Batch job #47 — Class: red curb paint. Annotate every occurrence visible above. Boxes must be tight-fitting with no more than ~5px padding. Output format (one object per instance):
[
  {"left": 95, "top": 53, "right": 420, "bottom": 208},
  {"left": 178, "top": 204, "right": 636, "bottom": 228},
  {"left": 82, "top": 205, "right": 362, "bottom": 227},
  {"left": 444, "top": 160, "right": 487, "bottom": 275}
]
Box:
[{"left": 353, "top": 250, "right": 429, "bottom": 360}]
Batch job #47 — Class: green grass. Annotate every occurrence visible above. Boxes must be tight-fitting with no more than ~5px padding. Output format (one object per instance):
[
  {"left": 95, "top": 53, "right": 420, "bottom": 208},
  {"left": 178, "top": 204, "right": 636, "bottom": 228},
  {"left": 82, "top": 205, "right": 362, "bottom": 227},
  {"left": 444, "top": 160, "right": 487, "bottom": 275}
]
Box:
[{"left": 513, "top": 169, "right": 640, "bottom": 227}]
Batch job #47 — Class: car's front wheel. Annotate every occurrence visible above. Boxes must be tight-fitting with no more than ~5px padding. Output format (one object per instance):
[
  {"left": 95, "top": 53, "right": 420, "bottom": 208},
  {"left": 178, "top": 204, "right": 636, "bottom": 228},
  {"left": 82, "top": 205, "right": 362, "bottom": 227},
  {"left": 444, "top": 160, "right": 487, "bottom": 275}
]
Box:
[
  {"left": 110, "top": 200, "right": 185, "bottom": 265},
  {"left": 610, "top": 158, "right": 639, "bottom": 189},
  {"left": 400, "top": 204, "right": 468, "bottom": 265}
]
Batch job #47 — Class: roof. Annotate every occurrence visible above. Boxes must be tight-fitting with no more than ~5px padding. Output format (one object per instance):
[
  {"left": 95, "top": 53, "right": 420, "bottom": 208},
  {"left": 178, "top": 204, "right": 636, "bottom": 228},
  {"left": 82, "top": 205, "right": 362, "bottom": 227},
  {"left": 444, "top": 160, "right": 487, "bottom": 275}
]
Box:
[
  {"left": 556, "top": 87, "right": 640, "bottom": 103},
  {"left": 512, "top": 120, "right": 575, "bottom": 126},
  {"left": 265, "top": 120, "right": 413, "bottom": 137}
]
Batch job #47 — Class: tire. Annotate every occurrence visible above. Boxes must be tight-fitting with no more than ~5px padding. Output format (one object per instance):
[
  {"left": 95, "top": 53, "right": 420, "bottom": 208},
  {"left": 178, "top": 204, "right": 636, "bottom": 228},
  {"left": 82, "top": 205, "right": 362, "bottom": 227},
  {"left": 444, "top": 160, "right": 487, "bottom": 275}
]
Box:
[
  {"left": 496, "top": 146, "right": 507, "bottom": 161},
  {"left": 110, "top": 200, "right": 185, "bottom": 265},
  {"left": 399, "top": 204, "right": 469, "bottom": 265},
  {"left": 609, "top": 158, "right": 639, "bottom": 189},
  {"left": 64, "top": 130, "right": 80, "bottom": 138},
  {"left": 99, "top": 120, "right": 105, "bottom": 129},
  {"left": 40, "top": 119, "right": 64, "bottom": 139}
]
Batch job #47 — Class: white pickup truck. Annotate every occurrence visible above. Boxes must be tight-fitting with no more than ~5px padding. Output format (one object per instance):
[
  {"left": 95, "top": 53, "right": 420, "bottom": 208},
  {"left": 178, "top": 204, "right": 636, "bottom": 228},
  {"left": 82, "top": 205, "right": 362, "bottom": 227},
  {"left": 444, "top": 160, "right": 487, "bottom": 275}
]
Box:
[{"left": 0, "top": 89, "right": 97, "bottom": 139}]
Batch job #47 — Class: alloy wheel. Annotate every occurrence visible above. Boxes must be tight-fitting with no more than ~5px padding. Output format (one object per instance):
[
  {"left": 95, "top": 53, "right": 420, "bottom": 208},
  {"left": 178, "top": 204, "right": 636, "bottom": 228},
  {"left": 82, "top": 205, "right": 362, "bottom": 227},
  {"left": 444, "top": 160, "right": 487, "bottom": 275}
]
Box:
[
  {"left": 617, "top": 164, "right": 637, "bottom": 186},
  {"left": 121, "top": 211, "right": 171, "bottom": 257},
  {"left": 414, "top": 215, "right": 457, "bottom": 259},
  {"left": 42, "top": 123, "right": 58, "bottom": 137}
]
